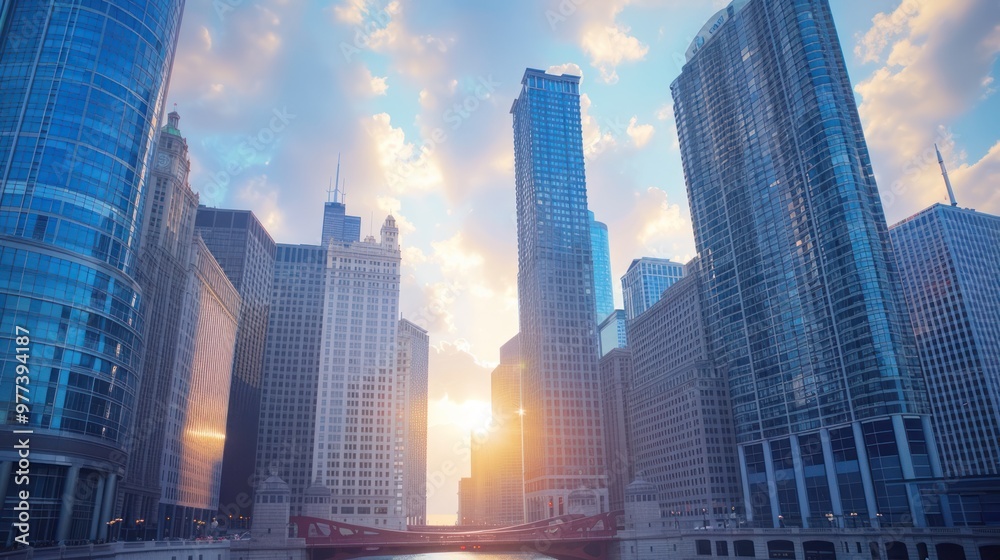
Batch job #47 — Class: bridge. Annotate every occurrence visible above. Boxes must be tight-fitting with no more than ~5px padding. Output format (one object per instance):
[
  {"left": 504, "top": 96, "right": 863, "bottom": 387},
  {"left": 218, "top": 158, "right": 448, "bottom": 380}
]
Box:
[{"left": 290, "top": 510, "right": 624, "bottom": 560}]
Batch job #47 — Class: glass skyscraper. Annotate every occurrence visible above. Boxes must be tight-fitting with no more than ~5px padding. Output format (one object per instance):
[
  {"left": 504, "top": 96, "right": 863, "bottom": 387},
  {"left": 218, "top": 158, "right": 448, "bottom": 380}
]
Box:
[
  {"left": 673, "top": 0, "right": 941, "bottom": 528},
  {"left": 621, "top": 257, "right": 684, "bottom": 322},
  {"left": 0, "top": 0, "right": 186, "bottom": 543},
  {"left": 398, "top": 318, "right": 429, "bottom": 526},
  {"left": 589, "top": 211, "right": 614, "bottom": 323},
  {"left": 512, "top": 68, "right": 607, "bottom": 521},
  {"left": 194, "top": 207, "right": 276, "bottom": 525},
  {"left": 891, "top": 206, "right": 1000, "bottom": 479}
]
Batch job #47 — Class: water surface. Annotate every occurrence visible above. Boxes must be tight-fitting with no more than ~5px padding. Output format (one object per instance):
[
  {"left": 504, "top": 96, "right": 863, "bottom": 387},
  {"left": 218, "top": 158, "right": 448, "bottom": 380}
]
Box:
[{"left": 364, "top": 554, "right": 554, "bottom": 559}]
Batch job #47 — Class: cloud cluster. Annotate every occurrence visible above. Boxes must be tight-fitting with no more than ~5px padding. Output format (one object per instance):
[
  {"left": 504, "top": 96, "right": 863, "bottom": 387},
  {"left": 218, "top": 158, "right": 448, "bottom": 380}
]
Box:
[{"left": 854, "top": 0, "right": 1000, "bottom": 220}]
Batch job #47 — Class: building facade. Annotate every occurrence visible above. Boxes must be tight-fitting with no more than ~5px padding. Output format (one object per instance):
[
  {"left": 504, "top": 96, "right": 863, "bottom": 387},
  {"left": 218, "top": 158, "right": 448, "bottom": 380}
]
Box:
[
  {"left": 599, "top": 309, "right": 628, "bottom": 357},
  {"left": 621, "top": 258, "right": 684, "bottom": 322},
  {"left": 256, "top": 244, "right": 327, "bottom": 518},
  {"left": 120, "top": 112, "right": 241, "bottom": 540},
  {"left": 157, "top": 236, "right": 240, "bottom": 538},
  {"left": 891, "top": 204, "right": 1000, "bottom": 526},
  {"left": 321, "top": 196, "right": 361, "bottom": 246},
  {"left": 0, "top": 0, "right": 186, "bottom": 544},
  {"left": 599, "top": 348, "right": 633, "bottom": 513},
  {"left": 194, "top": 207, "right": 276, "bottom": 524},
  {"left": 590, "top": 211, "right": 615, "bottom": 324},
  {"left": 312, "top": 217, "right": 402, "bottom": 528},
  {"left": 511, "top": 68, "right": 608, "bottom": 521},
  {"left": 481, "top": 334, "right": 526, "bottom": 527},
  {"left": 627, "top": 273, "right": 742, "bottom": 529},
  {"left": 398, "top": 318, "right": 430, "bottom": 526},
  {"left": 673, "top": 0, "right": 940, "bottom": 528}
]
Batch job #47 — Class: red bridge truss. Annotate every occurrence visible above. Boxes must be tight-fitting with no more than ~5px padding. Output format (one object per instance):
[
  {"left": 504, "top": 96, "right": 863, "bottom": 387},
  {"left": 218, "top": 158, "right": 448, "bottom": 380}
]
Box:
[{"left": 290, "top": 510, "right": 624, "bottom": 560}]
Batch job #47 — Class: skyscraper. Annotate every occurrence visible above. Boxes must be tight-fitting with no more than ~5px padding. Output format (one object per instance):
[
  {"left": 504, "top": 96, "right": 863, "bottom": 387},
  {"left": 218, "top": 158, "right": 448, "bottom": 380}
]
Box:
[
  {"left": 194, "top": 207, "right": 276, "bottom": 524},
  {"left": 0, "top": 0, "right": 186, "bottom": 543},
  {"left": 673, "top": 0, "right": 940, "bottom": 528},
  {"left": 598, "top": 309, "right": 627, "bottom": 357},
  {"left": 626, "top": 271, "right": 741, "bottom": 528},
  {"left": 398, "top": 318, "right": 430, "bottom": 526},
  {"left": 475, "top": 334, "right": 526, "bottom": 527},
  {"left": 590, "top": 211, "right": 615, "bottom": 324},
  {"left": 621, "top": 257, "right": 684, "bottom": 322},
  {"left": 256, "top": 206, "right": 403, "bottom": 529},
  {"left": 321, "top": 160, "right": 362, "bottom": 245},
  {"left": 598, "top": 348, "right": 632, "bottom": 512},
  {"left": 891, "top": 203, "right": 1000, "bottom": 479},
  {"left": 256, "top": 244, "right": 327, "bottom": 517},
  {"left": 119, "top": 112, "right": 241, "bottom": 540},
  {"left": 314, "top": 216, "right": 401, "bottom": 528},
  {"left": 511, "top": 68, "right": 607, "bottom": 521}
]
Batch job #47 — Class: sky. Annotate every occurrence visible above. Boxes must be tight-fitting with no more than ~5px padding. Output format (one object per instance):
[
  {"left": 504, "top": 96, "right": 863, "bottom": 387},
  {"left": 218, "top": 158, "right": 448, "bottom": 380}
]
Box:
[{"left": 165, "top": 0, "right": 1000, "bottom": 524}]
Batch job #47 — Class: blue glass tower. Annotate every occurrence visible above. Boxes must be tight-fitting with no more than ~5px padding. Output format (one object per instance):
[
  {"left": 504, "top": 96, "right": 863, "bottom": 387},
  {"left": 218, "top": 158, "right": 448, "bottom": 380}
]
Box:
[
  {"left": 0, "top": 0, "right": 186, "bottom": 543},
  {"left": 589, "top": 211, "right": 614, "bottom": 323},
  {"left": 673, "top": 0, "right": 941, "bottom": 528},
  {"left": 620, "top": 257, "right": 684, "bottom": 321},
  {"left": 512, "top": 68, "right": 607, "bottom": 521}
]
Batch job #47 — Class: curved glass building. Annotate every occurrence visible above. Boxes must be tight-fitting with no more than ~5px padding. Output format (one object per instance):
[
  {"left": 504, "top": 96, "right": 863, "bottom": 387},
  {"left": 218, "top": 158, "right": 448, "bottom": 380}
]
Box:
[
  {"left": 0, "top": 0, "right": 186, "bottom": 544},
  {"left": 672, "top": 0, "right": 943, "bottom": 528}
]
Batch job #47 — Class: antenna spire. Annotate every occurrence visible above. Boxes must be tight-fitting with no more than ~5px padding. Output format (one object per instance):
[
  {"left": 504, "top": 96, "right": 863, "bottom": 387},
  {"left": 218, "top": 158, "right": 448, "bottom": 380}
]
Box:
[
  {"left": 936, "top": 144, "right": 958, "bottom": 207},
  {"left": 333, "top": 153, "right": 342, "bottom": 203},
  {"left": 326, "top": 177, "right": 335, "bottom": 202}
]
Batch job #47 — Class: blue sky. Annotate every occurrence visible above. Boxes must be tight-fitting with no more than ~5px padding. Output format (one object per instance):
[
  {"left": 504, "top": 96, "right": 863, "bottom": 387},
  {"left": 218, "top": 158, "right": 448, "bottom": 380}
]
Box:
[{"left": 167, "top": 0, "right": 1000, "bottom": 523}]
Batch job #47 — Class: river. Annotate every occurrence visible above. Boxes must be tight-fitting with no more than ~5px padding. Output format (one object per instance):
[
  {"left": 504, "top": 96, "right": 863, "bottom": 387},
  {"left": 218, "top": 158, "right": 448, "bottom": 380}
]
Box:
[{"left": 364, "top": 554, "right": 555, "bottom": 559}]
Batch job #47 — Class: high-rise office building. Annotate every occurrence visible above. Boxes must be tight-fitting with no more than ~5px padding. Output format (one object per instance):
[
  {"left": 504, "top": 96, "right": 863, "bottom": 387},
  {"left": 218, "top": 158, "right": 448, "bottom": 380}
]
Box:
[
  {"left": 627, "top": 272, "right": 741, "bottom": 528},
  {"left": 590, "top": 211, "right": 615, "bottom": 324},
  {"left": 314, "top": 216, "right": 401, "bottom": 528},
  {"left": 398, "top": 318, "right": 430, "bottom": 526},
  {"left": 458, "top": 477, "right": 475, "bottom": 525},
  {"left": 511, "top": 68, "right": 607, "bottom": 521},
  {"left": 195, "top": 207, "right": 276, "bottom": 523},
  {"left": 476, "top": 334, "right": 526, "bottom": 527},
  {"left": 0, "top": 0, "right": 186, "bottom": 543},
  {"left": 256, "top": 244, "right": 327, "bottom": 517},
  {"left": 891, "top": 201, "right": 1000, "bottom": 525},
  {"left": 119, "top": 113, "right": 241, "bottom": 540},
  {"left": 599, "top": 348, "right": 633, "bottom": 512},
  {"left": 598, "top": 309, "right": 627, "bottom": 357},
  {"left": 321, "top": 164, "right": 362, "bottom": 245},
  {"left": 673, "top": 0, "right": 940, "bottom": 528},
  {"left": 621, "top": 257, "right": 684, "bottom": 322},
  {"left": 257, "top": 208, "right": 403, "bottom": 529},
  {"left": 891, "top": 202, "right": 1000, "bottom": 478}
]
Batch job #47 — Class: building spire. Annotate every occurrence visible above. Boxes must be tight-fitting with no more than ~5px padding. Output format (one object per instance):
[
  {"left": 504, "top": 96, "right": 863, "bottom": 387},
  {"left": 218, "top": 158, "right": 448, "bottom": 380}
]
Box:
[
  {"left": 936, "top": 144, "right": 958, "bottom": 207},
  {"left": 333, "top": 153, "right": 342, "bottom": 203}
]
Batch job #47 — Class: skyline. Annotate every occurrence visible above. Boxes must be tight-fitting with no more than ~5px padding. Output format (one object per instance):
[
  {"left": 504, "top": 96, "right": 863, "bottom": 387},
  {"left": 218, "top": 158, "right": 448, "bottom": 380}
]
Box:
[{"left": 157, "top": 0, "right": 998, "bottom": 523}]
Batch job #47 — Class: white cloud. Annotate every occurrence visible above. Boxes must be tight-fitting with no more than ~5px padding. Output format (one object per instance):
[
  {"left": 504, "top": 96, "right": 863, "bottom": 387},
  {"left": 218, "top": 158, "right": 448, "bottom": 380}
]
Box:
[
  {"left": 359, "top": 66, "right": 389, "bottom": 96},
  {"left": 626, "top": 116, "right": 654, "bottom": 148},
  {"left": 854, "top": 0, "right": 1000, "bottom": 219},
  {"left": 546, "top": 62, "right": 584, "bottom": 77},
  {"left": 364, "top": 113, "right": 444, "bottom": 193},
  {"left": 581, "top": 24, "right": 649, "bottom": 84}
]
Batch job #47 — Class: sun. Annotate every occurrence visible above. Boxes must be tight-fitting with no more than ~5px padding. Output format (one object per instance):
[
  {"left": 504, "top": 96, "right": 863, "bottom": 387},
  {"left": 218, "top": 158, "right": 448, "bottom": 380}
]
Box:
[{"left": 455, "top": 399, "right": 494, "bottom": 435}]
